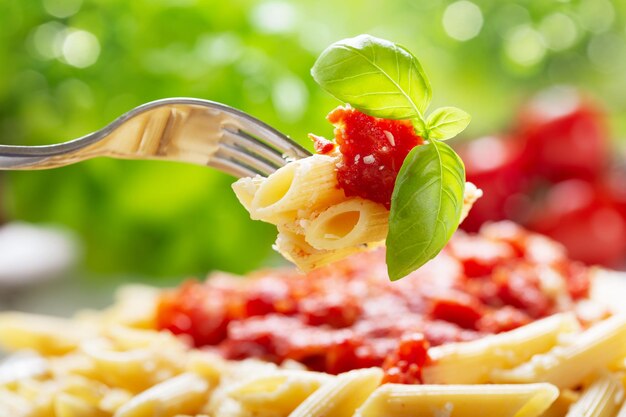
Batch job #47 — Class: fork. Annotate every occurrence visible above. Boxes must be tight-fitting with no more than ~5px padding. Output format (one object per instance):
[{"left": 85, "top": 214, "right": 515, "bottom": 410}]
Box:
[{"left": 0, "top": 98, "right": 312, "bottom": 178}]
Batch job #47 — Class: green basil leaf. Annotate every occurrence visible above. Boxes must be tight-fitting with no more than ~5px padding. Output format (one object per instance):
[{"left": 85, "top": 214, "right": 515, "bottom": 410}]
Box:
[
  {"left": 412, "top": 117, "right": 428, "bottom": 138},
  {"left": 426, "top": 107, "right": 471, "bottom": 140},
  {"left": 311, "top": 34, "right": 432, "bottom": 120},
  {"left": 386, "top": 140, "right": 465, "bottom": 281}
]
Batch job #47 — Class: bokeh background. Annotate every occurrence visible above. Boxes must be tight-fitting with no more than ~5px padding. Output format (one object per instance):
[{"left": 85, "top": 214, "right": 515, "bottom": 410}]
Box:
[{"left": 0, "top": 0, "right": 625, "bottom": 311}]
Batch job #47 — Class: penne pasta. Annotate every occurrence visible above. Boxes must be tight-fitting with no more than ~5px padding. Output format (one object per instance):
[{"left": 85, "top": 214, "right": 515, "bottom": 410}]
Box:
[
  {"left": 231, "top": 175, "right": 264, "bottom": 214},
  {"left": 288, "top": 368, "right": 383, "bottom": 417},
  {"left": 0, "top": 313, "right": 97, "bottom": 356},
  {"left": 273, "top": 226, "right": 366, "bottom": 271},
  {"left": 80, "top": 337, "right": 186, "bottom": 393},
  {"left": 422, "top": 313, "right": 580, "bottom": 384},
  {"left": 492, "top": 315, "right": 626, "bottom": 389},
  {"left": 565, "top": 373, "right": 625, "bottom": 417},
  {"left": 354, "top": 383, "right": 559, "bottom": 417},
  {"left": 304, "top": 198, "right": 388, "bottom": 250},
  {"left": 246, "top": 154, "right": 345, "bottom": 223},
  {"left": 0, "top": 388, "right": 34, "bottom": 417},
  {"left": 113, "top": 372, "right": 210, "bottom": 417},
  {"left": 227, "top": 370, "right": 333, "bottom": 415}
]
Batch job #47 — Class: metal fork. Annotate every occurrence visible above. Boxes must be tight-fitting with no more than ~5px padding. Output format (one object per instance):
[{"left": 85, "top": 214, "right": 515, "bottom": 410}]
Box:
[{"left": 0, "top": 98, "right": 312, "bottom": 178}]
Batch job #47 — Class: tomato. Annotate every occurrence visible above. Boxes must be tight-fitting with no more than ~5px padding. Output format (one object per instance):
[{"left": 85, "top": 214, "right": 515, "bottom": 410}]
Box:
[
  {"left": 516, "top": 87, "right": 608, "bottom": 182},
  {"left": 459, "top": 136, "right": 530, "bottom": 232},
  {"left": 429, "top": 292, "right": 484, "bottom": 329},
  {"left": 527, "top": 179, "right": 626, "bottom": 268}
]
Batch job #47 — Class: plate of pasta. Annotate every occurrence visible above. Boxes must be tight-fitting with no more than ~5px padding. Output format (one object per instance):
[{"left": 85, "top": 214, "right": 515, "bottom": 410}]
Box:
[
  {"left": 1, "top": 34, "right": 626, "bottom": 417},
  {"left": 1, "top": 222, "right": 626, "bottom": 417}
]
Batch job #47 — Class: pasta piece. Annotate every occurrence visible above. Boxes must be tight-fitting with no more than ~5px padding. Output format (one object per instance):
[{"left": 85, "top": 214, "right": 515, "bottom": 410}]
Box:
[
  {"left": 461, "top": 182, "right": 483, "bottom": 222},
  {"left": 0, "top": 313, "right": 97, "bottom": 356},
  {"left": 54, "top": 392, "right": 106, "bottom": 417},
  {"left": 99, "top": 389, "right": 134, "bottom": 414},
  {"left": 0, "top": 388, "right": 34, "bottom": 417},
  {"left": 80, "top": 337, "right": 185, "bottom": 393},
  {"left": 231, "top": 175, "right": 264, "bottom": 213},
  {"left": 304, "top": 198, "right": 388, "bottom": 250},
  {"left": 422, "top": 313, "right": 580, "bottom": 384},
  {"left": 565, "top": 373, "right": 625, "bottom": 417},
  {"left": 185, "top": 351, "right": 230, "bottom": 387},
  {"left": 288, "top": 368, "right": 383, "bottom": 417},
  {"left": 245, "top": 154, "right": 345, "bottom": 223},
  {"left": 539, "top": 389, "right": 580, "bottom": 417},
  {"left": 228, "top": 370, "right": 333, "bottom": 416},
  {"left": 113, "top": 372, "right": 210, "bottom": 417},
  {"left": 101, "top": 285, "right": 160, "bottom": 329},
  {"left": 273, "top": 227, "right": 366, "bottom": 271},
  {"left": 618, "top": 402, "right": 626, "bottom": 417},
  {"left": 590, "top": 272, "right": 626, "bottom": 315},
  {"left": 0, "top": 351, "right": 48, "bottom": 386},
  {"left": 492, "top": 315, "right": 626, "bottom": 389},
  {"left": 354, "top": 383, "right": 559, "bottom": 417}
]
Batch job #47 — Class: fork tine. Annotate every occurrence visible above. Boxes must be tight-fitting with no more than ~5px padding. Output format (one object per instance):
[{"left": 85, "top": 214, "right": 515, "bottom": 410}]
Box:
[
  {"left": 209, "top": 156, "right": 261, "bottom": 178},
  {"left": 215, "top": 143, "right": 277, "bottom": 177},
  {"left": 221, "top": 128, "right": 287, "bottom": 168},
  {"left": 229, "top": 117, "right": 311, "bottom": 160}
]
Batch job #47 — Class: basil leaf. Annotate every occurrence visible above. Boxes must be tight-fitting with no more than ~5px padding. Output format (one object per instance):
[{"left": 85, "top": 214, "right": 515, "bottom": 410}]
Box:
[
  {"left": 426, "top": 107, "right": 471, "bottom": 140},
  {"left": 386, "top": 140, "right": 465, "bottom": 281},
  {"left": 412, "top": 117, "right": 428, "bottom": 138},
  {"left": 311, "top": 34, "right": 431, "bottom": 120}
]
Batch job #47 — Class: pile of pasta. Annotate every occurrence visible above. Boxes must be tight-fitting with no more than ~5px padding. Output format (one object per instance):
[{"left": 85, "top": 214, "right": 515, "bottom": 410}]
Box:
[
  {"left": 233, "top": 154, "right": 482, "bottom": 271},
  {"left": 1, "top": 276, "right": 625, "bottom": 417}
]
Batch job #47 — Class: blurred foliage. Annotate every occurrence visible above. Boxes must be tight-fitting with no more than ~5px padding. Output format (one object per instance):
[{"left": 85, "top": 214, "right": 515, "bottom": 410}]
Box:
[{"left": 0, "top": 0, "right": 625, "bottom": 279}]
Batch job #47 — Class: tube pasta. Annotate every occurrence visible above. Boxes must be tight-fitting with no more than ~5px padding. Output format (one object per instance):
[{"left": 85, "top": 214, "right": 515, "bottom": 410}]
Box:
[
  {"left": 232, "top": 153, "right": 482, "bottom": 271},
  {"left": 289, "top": 368, "right": 383, "bottom": 417},
  {"left": 305, "top": 198, "right": 388, "bottom": 250},
  {"left": 492, "top": 315, "right": 626, "bottom": 389},
  {"left": 227, "top": 370, "right": 333, "bottom": 415},
  {"left": 565, "top": 373, "right": 625, "bottom": 417},
  {"left": 113, "top": 372, "right": 210, "bottom": 417},
  {"left": 274, "top": 226, "right": 367, "bottom": 272},
  {"left": 354, "top": 383, "right": 559, "bottom": 417},
  {"left": 248, "top": 155, "right": 345, "bottom": 222},
  {"left": 422, "top": 313, "right": 580, "bottom": 384},
  {"left": 0, "top": 313, "right": 96, "bottom": 356}
]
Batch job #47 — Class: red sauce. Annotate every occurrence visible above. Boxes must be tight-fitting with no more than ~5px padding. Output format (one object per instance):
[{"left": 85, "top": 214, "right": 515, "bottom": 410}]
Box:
[
  {"left": 156, "top": 222, "right": 595, "bottom": 383},
  {"left": 325, "top": 106, "right": 423, "bottom": 209}
]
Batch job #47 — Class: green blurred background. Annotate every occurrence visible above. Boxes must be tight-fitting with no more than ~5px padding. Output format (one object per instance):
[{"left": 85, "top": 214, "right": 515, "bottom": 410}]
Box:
[{"left": 1, "top": 0, "right": 625, "bottom": 283}]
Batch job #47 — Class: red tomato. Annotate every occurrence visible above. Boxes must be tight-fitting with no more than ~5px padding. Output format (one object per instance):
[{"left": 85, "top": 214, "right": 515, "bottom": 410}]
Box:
[
  {"left": 459, "top": 136, "right": 530, "bottom": 231},
  {"left": 516, "top": 87, "right": 608, "bottom": 182},
  {"left": 527, "top": 179, "right": 626, "bottom": 268}
]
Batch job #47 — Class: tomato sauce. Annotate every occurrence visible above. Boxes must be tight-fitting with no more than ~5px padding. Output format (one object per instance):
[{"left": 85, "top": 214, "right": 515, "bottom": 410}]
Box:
[
  {"left": 156, "top": 222, "right": 596, "bottom": 383},
  {"left": 319, "top": 106, "right": 423, "bottom": 209}
]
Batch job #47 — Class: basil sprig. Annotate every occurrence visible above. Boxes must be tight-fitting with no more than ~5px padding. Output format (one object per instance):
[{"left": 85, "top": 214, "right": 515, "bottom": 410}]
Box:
[
  {"left": 312, "top": 34, "right": 471, "bottom": 280},
  {"left": 386, "top": 140, "right": 465, "bottom": 280}
]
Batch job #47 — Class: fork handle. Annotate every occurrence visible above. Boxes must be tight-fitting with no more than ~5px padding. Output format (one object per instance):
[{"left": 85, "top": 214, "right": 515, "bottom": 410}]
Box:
[{"left": 0, "top": 133, "right": 106, "bottom": 169}]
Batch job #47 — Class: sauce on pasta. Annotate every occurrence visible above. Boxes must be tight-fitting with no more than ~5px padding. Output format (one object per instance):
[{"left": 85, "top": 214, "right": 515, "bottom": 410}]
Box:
[
  {"left": 315, "top": 106, "right": 424, "bottom": 209},
  {"left": 156, "top": 222, "right": 599, "bottom": 383}
]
